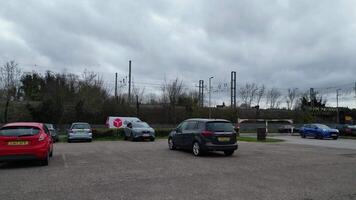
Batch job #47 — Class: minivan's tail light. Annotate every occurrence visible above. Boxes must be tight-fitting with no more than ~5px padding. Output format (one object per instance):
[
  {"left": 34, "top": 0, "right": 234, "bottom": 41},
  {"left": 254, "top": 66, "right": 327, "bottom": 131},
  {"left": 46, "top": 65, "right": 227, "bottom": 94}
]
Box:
[
  {"left": 38, "top": 134, "right": 45, "bottom": 142},
  {"left": 201, "top": 130, "right": 214, "bottom": 137},
  {"left": 69, "top": 129, "right": 74, "bottom": 134}
]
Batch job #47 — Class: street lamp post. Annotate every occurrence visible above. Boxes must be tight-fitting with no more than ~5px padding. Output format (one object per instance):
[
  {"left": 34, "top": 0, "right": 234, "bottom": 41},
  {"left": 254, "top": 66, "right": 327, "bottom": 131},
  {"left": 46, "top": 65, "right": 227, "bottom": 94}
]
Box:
[
  {"left": 336, "top": 89, "right": 341, "bottom": 124},
  {"left": 209, "top": 76, "right": 214, "bottom": 119}
]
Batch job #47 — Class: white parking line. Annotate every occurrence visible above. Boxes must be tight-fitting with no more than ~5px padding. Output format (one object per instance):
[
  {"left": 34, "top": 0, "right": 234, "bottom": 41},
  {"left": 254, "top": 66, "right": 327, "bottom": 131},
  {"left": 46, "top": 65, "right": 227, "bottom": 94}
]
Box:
[{"left": 62, "top": 154, "right": 69, "bottom": 168}]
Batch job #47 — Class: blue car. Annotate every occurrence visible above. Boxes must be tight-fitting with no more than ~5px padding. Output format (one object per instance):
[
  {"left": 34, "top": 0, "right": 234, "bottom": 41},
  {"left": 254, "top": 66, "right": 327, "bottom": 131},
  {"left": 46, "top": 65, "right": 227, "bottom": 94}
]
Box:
[{"left": 299, "top": 124, "right": 339, "bottom": 140}]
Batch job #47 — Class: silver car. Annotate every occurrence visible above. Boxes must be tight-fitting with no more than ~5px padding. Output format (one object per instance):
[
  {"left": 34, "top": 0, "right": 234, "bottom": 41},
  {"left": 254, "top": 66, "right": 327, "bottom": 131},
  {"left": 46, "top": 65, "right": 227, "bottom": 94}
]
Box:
[
  {"left": 45, "top": 123, "right": 59, "bottom": 142},
  {"left": 67, "top": 122, "right": 93, "bottom": 143},
  {"left": 124, "top": 122, "right": 155, "bottom": 141}
]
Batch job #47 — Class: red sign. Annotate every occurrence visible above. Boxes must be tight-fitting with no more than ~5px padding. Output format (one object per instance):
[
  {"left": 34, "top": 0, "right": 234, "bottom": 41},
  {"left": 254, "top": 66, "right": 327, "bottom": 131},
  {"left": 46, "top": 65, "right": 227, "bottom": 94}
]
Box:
[{"left": 113, "top": 118, "right": 123, "bottom": 128}]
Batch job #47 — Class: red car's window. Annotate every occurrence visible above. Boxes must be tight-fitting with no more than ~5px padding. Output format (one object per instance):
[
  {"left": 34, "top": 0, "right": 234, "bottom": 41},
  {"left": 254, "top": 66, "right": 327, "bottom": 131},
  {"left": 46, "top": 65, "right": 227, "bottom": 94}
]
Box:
[{"left": 0, "top": 126, "right": 41, "bottom": 136}]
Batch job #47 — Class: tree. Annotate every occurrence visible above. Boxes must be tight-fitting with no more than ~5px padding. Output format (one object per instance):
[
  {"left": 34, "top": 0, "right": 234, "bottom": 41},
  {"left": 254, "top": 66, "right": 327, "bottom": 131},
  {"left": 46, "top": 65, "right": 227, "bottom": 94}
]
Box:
[
  {"left": 161, "top": 78, "right": 184, "bottom": 123},
  {"left": 238, "top": 83, "right": 258, "bottom": 108},
  {"left": 0, "top": 61, "right": 21, "bottom": 123},
  {"left": 266, "top": 88, "right": 282, "bottom": 109},
  {"left": 132, "top": 83, "right": 145, "bottom": 103},
  {"left": 298, "top": 91, "right": 327, "bottom": 109},
  {"left": 20, "top": 72, "right": 44, "bottom": 101},
  {"left": 286, "top": 88, "right": 299, "bottom": 110},
  {"left": 161, "top": 78, "right": 184, "bottom": 106},
  {"left": 256, "top": 84, "right": 265, "bottom": 106}
]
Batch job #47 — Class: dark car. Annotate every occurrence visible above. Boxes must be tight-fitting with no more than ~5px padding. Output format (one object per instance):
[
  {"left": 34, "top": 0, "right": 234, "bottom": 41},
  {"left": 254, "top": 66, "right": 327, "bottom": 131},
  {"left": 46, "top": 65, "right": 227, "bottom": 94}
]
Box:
[
  {"left": 45, "top": 123, "right": 59, "bottom": 142},
  {"left": 299, "top": 124, "right": 339, "bottom": 140},
  {"left": 168, "top": 119, "right": 238, "bottom": 156},
  {"left": 335, "top": 124, "right": 356, "bottom": 136},
  {"left": 278, "top": 125, "right": 295, "bottom": 133}
]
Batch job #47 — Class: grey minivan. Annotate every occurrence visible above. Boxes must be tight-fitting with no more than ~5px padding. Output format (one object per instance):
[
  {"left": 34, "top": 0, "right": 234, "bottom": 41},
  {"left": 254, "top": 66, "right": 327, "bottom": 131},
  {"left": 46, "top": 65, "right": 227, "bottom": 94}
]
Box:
[
  {"left": 168, "top": 119, "right": 238, "bottom": 156},
  {"left": 67, "top": 122, "right": 93, "bottom": 142}
]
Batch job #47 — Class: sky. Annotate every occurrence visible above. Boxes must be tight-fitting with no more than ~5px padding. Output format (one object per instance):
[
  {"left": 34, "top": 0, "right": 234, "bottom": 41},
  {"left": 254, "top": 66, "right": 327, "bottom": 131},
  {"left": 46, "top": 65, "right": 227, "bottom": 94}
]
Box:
[{"left": 0, "top": 0, "right": 356, "bottom": 108}]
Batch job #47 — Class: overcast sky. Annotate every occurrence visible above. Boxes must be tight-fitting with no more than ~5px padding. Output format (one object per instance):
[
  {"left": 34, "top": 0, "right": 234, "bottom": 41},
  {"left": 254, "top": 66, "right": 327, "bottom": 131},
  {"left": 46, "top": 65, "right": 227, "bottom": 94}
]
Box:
[{"left": 0, "top": 0, "right": 356, "bottom": 107}]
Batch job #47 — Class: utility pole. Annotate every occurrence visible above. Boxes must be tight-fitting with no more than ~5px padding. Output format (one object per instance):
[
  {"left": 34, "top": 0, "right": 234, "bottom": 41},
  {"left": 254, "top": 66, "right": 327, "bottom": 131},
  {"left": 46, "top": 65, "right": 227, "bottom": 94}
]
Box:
[
  {"left": 115, "top": 73, "right": 118, "bottom": 100},
  {"left": 128, "top": 60, "right": 132, "bottom": 104},
  {"left": 336, "top": 89, "right": 341, "bottom": 124},
  {"left": 201, "top": 80, "right": 204, "bottom": 107},
  {"left": 231, "top": 71, "right": 236, "bottom": 109},
  {"left": 136, "top": 95, "right": 139, "bottom": 117},
  {"left": 354, "top": 82, "right": 356, "bottom": 108},
  {"left": 198, "top": 80, "right": 204, "bottom": 107},
  {"left": 209, "top": 76, "right": 214, "bottom": 118}
]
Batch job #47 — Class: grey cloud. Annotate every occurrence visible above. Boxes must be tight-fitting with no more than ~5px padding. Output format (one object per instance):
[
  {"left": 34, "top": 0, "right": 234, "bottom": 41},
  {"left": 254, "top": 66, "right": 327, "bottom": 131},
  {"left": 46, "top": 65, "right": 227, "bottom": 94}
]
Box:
[{"left": 0, "top": 0, "right": 356, "bottom": 107}]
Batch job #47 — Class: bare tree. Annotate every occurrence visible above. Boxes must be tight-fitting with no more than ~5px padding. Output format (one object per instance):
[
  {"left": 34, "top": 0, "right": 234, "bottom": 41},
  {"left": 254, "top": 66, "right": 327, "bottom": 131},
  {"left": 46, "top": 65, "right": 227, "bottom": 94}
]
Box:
[
  {"left": 161, "top": 78, "right": 184, "bottom": 106},
  {"left": 266, "top": 88, "right": 282, "bottom": 109},
  {"left": 161, "top": 78, "right": 184, "bottom": 123},
  {"left": 81, "top": 69, "right": 103, "bottom": 87},
  {"left": 238, "top": 83, "right": 258, "bottom": 108},
  {"left": 132, "top": 82, "right": 145, "bottom": 103},
  {"left": 286, "top": 88, "right": 298, "bottom": 110},
  {"left": 0, "top": 61, "right": 21, "bottom": 123},
  {"left": 145, "top": 93, "right": 159, "bottom": 104},
  {"left": 255, "top": 84, "right": 265, "bottom": 106}
]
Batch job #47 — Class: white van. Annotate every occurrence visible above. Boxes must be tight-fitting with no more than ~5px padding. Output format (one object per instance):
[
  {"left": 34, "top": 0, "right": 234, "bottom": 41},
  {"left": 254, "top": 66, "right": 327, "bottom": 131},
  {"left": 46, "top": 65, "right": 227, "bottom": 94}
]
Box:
[{"left": 106, "top": 117, "right": 141, "bottom": 128}]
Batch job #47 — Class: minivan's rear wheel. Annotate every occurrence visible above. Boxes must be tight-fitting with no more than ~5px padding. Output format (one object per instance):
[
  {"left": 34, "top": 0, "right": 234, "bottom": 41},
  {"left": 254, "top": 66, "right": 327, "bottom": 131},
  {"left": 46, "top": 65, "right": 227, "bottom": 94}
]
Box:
[
  {"left": 168, "top": 138, "right": 176, "bottom": 150},
  {"left": 224, "top": 150, "right": 234, "bottom": 156},
  {"left": 192, "top": 142, "right": 203, "bottom": 156}
]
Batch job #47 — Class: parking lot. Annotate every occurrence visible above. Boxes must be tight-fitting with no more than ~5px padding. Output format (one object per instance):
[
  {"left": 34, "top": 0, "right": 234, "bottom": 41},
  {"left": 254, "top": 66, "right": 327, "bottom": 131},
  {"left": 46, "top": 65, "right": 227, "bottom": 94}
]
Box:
[{"left": 1, "top": 139, "right": 356, "bottom": 200}]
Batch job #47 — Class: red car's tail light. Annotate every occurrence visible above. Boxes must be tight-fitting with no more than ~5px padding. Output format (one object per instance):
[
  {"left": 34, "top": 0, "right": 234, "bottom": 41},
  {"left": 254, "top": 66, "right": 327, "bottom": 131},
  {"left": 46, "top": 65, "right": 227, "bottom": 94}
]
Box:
[
  {"left": 201, "top": 131, "right": 214, "bottom": 137},
  {"left": 38, "top": 134, "right": 45, "bottom": 142}
]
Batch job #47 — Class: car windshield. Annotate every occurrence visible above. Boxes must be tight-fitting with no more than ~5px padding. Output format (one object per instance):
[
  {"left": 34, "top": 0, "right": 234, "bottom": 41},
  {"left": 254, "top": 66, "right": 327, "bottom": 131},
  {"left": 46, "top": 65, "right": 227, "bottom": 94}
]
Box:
[
  {"left": 72, "top": 123, "right": 90, "bottom": 129},
  {"left": 315, "top": 124, "right": 330, "bottom": 129},
  {"left": 133, "top": 122, "right": 150, "bottom": 128},
  {"left": 206, "top": 122, "right": 234, "bottom": 132},
  {"left": 0, "top": 126, "right": 41, "bottom": 136}
]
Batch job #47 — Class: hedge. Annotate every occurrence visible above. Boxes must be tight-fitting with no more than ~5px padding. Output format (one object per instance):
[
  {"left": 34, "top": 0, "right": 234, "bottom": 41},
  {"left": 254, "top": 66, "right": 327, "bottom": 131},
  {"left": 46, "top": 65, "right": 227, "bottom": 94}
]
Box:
[{"left": 92, "top": 128, "right": 172, "bottom": 138}]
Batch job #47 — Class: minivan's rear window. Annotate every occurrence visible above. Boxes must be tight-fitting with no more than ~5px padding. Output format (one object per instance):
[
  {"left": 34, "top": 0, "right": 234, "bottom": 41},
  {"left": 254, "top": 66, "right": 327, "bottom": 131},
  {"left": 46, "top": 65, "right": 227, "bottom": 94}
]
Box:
[
  {"left": 206, "top": 122, "right": 234, "bottom": 132},
  {"left": 0, "top": 126, "right": 41, "bottom": 136},
  {"left": 72, "top": 124, "right": 90, "bottom": 129}
]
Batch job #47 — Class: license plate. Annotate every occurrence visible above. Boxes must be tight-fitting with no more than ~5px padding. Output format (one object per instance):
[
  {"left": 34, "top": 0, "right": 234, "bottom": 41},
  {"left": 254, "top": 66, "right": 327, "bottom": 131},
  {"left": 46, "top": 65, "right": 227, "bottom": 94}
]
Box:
[
  {"left": 8, "top": 141, "right": 29, "bottom": 145},
  {"left": 331, "top": 134, "right": 337, "bottom": 136},
  {"left": 143, "top": 134, "right": 149, "bottom": 137},
  {"left": 218, "top": 137, "right": 230, "bottom": 142}
]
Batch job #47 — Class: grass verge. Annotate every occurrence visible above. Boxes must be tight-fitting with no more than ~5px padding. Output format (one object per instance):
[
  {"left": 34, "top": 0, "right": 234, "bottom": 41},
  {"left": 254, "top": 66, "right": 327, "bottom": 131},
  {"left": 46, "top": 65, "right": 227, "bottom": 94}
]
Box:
[{"left": 340, "top": 136, "right": 356, "bottom": 140}]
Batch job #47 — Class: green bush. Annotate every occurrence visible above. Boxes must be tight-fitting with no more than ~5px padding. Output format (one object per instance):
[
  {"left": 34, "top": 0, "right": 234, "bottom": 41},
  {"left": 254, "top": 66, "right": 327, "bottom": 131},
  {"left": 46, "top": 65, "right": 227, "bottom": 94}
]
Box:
[
  {"left": 91, "top": 127, "right": 172, "bottom": 139},
  {"left": 92, "top": 128, "right": 124, "bottom": 138},
  {"left": 154, "top": 128, "right": 172, "bottom": 138}
]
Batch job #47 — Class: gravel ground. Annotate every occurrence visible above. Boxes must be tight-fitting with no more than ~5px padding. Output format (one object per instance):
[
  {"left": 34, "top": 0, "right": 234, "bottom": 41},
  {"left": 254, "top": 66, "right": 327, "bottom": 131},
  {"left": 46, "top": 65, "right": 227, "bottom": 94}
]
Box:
[{"left": 0, "top": 139, "right": 355, "bottom": 200}]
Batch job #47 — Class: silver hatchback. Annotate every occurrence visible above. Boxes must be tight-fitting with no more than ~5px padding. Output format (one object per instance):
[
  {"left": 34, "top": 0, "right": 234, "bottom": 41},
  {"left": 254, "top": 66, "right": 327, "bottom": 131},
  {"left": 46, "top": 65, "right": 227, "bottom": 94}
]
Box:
[
  {"left": 67, "top": 122, "right": 93, "bottom": 142},
  {"left": 124, "top": 122, "right": 155, "bottom": 141}
]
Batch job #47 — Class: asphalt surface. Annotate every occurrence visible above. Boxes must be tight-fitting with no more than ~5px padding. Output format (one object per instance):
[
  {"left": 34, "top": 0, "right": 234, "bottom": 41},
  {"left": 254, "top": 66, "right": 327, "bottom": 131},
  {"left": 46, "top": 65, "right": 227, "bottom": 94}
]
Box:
[
  {"left": 273, "top": 135, "right": 356, "bottom": 150},
  {"left": 1, "top": 139, "right": 356, "bottom": 200}
]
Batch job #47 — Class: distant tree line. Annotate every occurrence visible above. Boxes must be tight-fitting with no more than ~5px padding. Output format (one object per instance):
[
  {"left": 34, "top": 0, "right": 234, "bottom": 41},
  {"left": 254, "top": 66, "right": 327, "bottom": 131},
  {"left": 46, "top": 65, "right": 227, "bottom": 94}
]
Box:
[
  {"left": 238, "top": 83, "right": 327, "bottom": 110},
  {"left": 0, "top": 60, "right": 331, "bottom": 124}
]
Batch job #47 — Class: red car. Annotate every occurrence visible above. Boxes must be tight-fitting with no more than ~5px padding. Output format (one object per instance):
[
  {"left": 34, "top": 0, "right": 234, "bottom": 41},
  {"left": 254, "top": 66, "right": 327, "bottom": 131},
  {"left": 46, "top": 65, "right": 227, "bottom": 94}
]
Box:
[{"left": 0, "top": 122, "right": 54, "bottom": 166}]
